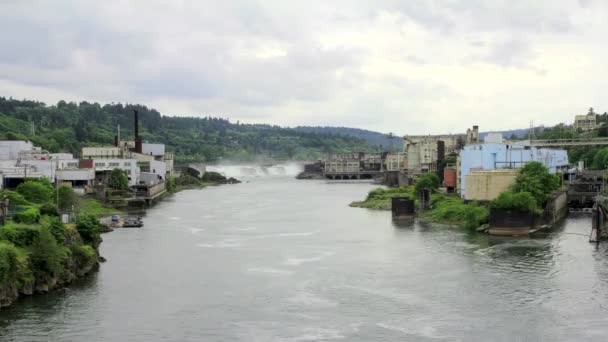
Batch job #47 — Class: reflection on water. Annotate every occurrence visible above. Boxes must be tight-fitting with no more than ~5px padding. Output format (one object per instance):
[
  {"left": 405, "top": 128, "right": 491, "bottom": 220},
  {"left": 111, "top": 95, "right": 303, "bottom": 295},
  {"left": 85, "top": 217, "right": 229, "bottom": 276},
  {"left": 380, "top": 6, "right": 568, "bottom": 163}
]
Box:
[{"left": 2, "top": 176, "right": 608, "bottom": 341}]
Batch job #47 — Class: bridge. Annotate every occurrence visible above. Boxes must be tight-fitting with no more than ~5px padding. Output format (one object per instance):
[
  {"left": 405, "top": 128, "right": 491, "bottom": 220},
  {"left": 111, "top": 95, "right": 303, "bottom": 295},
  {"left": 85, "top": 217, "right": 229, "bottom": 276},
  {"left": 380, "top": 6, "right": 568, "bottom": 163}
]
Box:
[{"left": 529, "top": 138, "right": 608, "bottom": 147}]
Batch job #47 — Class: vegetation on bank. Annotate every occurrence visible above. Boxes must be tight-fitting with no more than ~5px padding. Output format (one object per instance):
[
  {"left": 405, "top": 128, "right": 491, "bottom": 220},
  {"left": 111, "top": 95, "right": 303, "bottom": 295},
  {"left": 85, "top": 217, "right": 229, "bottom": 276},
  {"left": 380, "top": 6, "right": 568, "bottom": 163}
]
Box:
[
  {"left": 167, "top": 171, "right": 232, "bottom": 193},
  {"left": 0, "top": 214, "right": 102, "bottom": 308},
  {"left": 0, "top": 97, "right": 378, "bottom": 163},
  {"left": 350, "top": 186, "right": 415, "bottom": 210},
  {"left": 350, "top": 161, "right": 561, "bottom": 230},
  {"left": 422, "top": 194, "right": 489, "bottom": 230},
  {"left": 0, "top": 178, "right": 108, "bottom": 307}
]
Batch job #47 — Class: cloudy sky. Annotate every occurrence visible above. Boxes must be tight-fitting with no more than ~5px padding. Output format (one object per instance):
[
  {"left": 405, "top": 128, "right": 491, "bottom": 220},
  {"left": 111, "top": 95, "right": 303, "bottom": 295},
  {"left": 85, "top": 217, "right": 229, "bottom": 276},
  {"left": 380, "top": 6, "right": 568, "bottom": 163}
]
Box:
[{"left": 1, "top": 0, "right": 606, "bottom": 135}]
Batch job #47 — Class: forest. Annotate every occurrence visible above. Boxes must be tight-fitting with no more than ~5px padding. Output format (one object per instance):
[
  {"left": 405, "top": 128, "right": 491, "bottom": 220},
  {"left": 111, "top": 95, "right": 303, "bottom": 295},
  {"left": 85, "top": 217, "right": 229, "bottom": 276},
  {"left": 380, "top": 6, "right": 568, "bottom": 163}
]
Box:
[{"left": 0, "top": 97, "right": 378, "bottom": 163}]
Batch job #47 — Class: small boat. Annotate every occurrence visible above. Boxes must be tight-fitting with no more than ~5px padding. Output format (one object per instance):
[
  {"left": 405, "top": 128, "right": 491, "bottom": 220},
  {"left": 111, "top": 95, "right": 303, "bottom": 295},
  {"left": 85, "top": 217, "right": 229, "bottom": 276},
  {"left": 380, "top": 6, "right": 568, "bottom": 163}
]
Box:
[{"left": 122, "top": 216, "right": 144, "bottom": 228}]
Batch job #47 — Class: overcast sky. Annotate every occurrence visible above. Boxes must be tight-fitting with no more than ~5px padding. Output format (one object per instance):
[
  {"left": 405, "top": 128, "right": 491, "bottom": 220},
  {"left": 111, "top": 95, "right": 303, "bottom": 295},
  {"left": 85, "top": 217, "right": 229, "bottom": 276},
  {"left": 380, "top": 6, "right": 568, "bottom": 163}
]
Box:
[{"left": 1, "top": 0, "right": 606, "bottom": 135}]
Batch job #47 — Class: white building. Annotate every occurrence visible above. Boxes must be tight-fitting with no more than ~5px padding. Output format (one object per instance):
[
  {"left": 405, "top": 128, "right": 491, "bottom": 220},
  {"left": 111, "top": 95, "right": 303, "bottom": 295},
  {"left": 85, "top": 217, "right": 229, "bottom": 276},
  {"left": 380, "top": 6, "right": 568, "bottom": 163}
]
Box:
[
  {"left": 0, "top": 141, "right": 34, "bottom": 160},
  {"left": 92, "top": 158, "right": 140, "bottom": 186}
]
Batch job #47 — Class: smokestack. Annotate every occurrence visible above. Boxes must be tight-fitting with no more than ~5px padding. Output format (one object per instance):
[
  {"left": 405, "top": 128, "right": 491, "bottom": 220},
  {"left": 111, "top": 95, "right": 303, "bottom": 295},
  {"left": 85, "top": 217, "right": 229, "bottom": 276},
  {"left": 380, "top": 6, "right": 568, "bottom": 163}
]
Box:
[
  {"left": 134, "top": 110, "right": 143, "bottom": 153},
  {"left": 134, "top": 110, "right": 139, "bottom": 140}
]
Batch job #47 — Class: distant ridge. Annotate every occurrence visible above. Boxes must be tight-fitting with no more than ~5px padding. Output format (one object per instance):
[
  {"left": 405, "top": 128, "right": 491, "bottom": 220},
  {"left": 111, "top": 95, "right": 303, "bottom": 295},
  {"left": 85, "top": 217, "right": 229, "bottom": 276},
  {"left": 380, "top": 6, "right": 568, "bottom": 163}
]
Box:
[{"left": 295, "top": 126, "right": 403, "bottom": 151}]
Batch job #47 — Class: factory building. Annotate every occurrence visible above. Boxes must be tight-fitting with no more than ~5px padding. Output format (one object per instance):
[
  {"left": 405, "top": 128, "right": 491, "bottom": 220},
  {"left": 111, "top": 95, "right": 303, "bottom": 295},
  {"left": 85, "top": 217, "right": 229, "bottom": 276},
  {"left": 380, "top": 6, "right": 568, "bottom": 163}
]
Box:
[{"left": 458, "top": 142, "right": 569, "bottom": 199}]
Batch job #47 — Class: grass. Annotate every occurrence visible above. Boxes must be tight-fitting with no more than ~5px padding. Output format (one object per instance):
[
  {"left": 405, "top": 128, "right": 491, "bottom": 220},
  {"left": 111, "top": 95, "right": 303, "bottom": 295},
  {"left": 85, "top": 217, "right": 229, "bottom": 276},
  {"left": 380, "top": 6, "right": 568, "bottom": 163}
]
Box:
[
  {"left": 77, "top": 197, "right": 121, "bottom": 216},
  {"left": 350, "top": 186, "right": 414, "bottom": 210},
  {"left": 422, "top": 194, "right": 489, "bottom": 230},
  {"left": 351, "top": 187, "right": 490, "bottom": 230}
]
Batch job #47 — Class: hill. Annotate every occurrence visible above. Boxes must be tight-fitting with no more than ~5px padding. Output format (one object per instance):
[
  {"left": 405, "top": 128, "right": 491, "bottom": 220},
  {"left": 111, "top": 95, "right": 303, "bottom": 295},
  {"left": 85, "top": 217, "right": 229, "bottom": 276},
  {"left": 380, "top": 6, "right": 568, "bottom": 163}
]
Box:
[
  {"left": 0, "top": 97, "right": 377, "bottom": 163},
  {"left": 295, "top": 126, "right": 403, "bottom": 151}
]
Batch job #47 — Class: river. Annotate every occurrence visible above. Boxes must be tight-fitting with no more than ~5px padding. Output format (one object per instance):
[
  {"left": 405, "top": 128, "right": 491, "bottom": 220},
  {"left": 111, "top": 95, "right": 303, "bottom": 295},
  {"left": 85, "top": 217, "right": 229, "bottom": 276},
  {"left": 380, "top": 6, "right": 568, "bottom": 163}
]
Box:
[{"left": 1, "top": 169, "right": 608, "bottom": 341}]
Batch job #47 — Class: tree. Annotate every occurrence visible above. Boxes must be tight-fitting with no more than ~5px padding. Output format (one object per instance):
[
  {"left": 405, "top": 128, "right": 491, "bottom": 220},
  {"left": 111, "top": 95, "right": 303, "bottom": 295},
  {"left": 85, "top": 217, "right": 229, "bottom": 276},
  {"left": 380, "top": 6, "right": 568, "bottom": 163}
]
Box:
[
  {"left": 415, "top": 173, "right": 441, "bottom": 195},
  {"left": 57, "top": 185, "right": 76, "bottom": 211},
  {"left": 75, "top": 214, "right": 101, "bottom": 248},
  {"left": 511, "top": 161, "right": 560, "bottom": 206},
  {"left": 108, "top": 168, "right": 129, "bottom": 190},
  {"left": 16, "top": 179, "right": 54, "bottom": 204}
]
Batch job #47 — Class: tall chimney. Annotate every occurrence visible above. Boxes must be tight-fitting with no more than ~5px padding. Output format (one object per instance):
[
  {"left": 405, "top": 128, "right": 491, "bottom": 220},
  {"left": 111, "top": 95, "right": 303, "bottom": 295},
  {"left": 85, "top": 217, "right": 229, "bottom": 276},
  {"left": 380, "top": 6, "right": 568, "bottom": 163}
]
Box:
[
  {"left": 134, "top": 110, "right": 143, "bottom": 153},
  {"left": 134, "top": 110, "right": 139, "bottom": 140}
]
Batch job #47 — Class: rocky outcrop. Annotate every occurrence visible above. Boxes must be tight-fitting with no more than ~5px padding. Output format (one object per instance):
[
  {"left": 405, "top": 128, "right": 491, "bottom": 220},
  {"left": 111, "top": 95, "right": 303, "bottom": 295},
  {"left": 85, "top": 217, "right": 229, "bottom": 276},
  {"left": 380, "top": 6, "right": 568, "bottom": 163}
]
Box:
[{"left": 0, "top": 259, "right": 99, "bottom": 309}]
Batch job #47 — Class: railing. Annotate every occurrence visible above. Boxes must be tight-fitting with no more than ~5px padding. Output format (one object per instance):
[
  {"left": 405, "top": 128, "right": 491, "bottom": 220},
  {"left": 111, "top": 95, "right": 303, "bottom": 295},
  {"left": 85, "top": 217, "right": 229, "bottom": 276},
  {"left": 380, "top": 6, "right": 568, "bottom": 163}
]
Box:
[{"left": 529, "top": 138, "right": 608, "bottom": 147}]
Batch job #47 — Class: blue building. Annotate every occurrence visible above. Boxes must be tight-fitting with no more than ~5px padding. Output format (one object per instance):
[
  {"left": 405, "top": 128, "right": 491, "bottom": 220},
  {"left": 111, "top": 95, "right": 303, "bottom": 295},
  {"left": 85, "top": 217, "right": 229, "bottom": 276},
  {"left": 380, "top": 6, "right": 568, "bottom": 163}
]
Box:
[{"left": 458, "top": 143, "right": 569, "bottom": 198}]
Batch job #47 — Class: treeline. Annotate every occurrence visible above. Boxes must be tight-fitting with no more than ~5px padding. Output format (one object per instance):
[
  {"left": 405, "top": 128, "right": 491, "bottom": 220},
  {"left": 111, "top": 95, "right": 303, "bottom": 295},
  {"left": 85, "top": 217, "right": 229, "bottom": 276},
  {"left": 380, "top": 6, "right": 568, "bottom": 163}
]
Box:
[
  {"left": 0, "top": 97, "right": 377, "bottom": 163},
  {"left": 294, "top": 126, "right": 403, "bottom": 151},
  {"left": 525, "top": 110, "right": 608, "bottom": 167}
]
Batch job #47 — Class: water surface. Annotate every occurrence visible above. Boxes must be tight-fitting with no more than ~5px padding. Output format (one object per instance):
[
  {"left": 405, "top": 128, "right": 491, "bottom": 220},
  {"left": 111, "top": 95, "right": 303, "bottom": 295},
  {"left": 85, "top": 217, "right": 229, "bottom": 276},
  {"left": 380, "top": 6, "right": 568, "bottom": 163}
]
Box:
[{"left": 1, "top": 175, "right": 608, "bottom": 341}]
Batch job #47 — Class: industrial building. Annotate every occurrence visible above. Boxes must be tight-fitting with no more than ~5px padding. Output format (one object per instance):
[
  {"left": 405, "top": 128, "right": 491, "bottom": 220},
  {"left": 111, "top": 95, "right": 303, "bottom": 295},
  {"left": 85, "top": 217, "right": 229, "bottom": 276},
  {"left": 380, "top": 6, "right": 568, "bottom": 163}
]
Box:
[
  {"left": 458, "top": 141, "right": 569, "bottom": 199},
  {"left": 403, "top": 125, "right": 479, "bottom": 175},
  {"left": 574, "top": 108, "right": 598, "bottom": 131}
]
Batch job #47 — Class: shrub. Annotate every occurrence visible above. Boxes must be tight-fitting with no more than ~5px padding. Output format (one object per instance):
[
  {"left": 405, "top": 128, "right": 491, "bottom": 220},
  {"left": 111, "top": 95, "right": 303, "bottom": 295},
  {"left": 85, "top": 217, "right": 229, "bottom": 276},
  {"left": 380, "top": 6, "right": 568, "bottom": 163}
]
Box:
[
  {"left": 70, "top": 244, "right": 97, "bottom": 271},
  {"left": 13, "top": 206, "right": 41, "bottom": 224},
  {"left": 0, "top": 223, "right": 40, "bottom": 247},
  {"left": 491, "top": 191, "right": 540, "bottom": 214},
  {"left": 75, "top": 214, "right": 101, "bottom": 248},
  {"left": 512, "top": 161, "right": 560, "bottom": 206},
  {"left": 57, "top": 185, "right": 76, "bottom": 211},
  {"left": 28, "top": 226, "right": 66, "bottom": 279},
  {"left": 0, "top": 190, "right": 31, "bottom": 206},
  {"left": 365, "top": 187, "right": 413, "bottom": 201},
  {"left": 429, "top": 197, "right": 489, "bottom": 230},
  {"left": 0, "top": 241, "right": 20, "bottom": 286},
  {"left": 40, "top": 203, "right": 60, "bottom": 217},
  {"left": 41, "top": 216, "right": 66, "bottom": 244},
  {"left": 202, "top": 171, "right": 226, "bottom": 182},
  {"left": 166, "top": 176, "right": 176, "bottom": 192},
  {"left": 109, "top": 168, "right": 129, "bottom": 190},
  {"left": 16, "top": 179, "right": 54, "bottom": 204},
  {"left": 415, "top": 173, "right": 441, "bottom": 195},
  {"left": 175, "top": 174, "right": 201, "bottom": 186}
]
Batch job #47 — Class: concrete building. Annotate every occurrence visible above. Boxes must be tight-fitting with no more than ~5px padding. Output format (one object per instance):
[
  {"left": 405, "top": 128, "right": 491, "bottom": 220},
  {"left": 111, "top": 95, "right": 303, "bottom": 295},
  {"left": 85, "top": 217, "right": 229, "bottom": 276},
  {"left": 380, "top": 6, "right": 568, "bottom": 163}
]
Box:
[
  {"left": 484, "top": 133, "right": 504, "bottom": 144},
  {"left": 91, "top": 158, "right": 140, "bottom": 186},
  {"left": 403, "top": 126, "right": 479, "bottom": 175},
  {"left": 458, "top": 142, "right": 569, "bottom": 198},
  {"left": 574, "top": 108, "right": 598, "bottom": 131},
  {"left": 82, "top": 147, "right": 126, "bottom": 159},
  {"left": 323, "top": 152, "right": 384, "bottom": 179},
  {"left": 0, "top": 141, "right": 34, "bottom": 160},
  {"left": 385, "top": 153, "right": 405, "bottom": 171},
  {"left": 464, "top": 169, "right": 518, "bottom": 201}
]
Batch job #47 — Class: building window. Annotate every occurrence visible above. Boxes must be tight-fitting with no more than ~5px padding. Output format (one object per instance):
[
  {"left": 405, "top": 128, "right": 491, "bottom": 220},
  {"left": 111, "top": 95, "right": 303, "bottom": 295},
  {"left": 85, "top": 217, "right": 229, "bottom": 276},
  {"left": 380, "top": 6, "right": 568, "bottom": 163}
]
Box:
[
  {"left": 126, "top": 170, "right": 131, "bottom": 175},
  {"left": 67, "top": 162, "right": 78, "bottom": 167},
  {"left": 109, "top": 162, "right": 119, "bottom": 167},
  {"left": 123, "top": 162, "right": 131, "bottom": 166},
  {"left": 95, "top": 162, "right": 106, "bottom": 167}
]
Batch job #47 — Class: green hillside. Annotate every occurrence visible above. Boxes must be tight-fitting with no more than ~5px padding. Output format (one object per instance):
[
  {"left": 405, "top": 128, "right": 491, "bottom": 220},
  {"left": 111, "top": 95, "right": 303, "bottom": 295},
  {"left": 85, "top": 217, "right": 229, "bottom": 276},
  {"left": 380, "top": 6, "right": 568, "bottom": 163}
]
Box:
[{"left": 0, "top": 97, "right": 377, "bottom": 163}]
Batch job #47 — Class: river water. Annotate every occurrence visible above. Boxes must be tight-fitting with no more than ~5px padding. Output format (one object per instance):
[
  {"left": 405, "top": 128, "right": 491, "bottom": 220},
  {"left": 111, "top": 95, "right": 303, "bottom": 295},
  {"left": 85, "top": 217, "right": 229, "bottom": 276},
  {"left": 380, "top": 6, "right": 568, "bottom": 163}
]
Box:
[{"left": 2, "top": 170, "right": 608, "bottom": 341}]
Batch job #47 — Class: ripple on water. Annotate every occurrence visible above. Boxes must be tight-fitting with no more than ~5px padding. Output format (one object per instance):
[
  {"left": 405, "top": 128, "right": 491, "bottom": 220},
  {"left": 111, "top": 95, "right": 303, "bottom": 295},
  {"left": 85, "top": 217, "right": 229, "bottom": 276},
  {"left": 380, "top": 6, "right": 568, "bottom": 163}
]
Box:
[
  {"left": 283, "top": 251, "right": 335, "bottom": 266},
  {"left": 197, "top": 240, "right": 242, "bottom": 248},
  {"left": 247, "top": 267, "right": 294, "bottom": 276}
]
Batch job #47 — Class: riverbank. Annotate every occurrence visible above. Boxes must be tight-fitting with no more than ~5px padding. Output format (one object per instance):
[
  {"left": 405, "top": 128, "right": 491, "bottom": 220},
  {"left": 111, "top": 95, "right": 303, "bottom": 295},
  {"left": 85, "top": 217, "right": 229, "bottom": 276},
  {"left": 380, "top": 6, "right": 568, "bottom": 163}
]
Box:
[
  {"left": 0, "top": 173, "right": 239, "bottom": 310},
  {"left": 0, "top": 215, "right": 102, "bottom": 309},
  {"left": 350, "top": 186, "right": 489, "bottom": 230}
]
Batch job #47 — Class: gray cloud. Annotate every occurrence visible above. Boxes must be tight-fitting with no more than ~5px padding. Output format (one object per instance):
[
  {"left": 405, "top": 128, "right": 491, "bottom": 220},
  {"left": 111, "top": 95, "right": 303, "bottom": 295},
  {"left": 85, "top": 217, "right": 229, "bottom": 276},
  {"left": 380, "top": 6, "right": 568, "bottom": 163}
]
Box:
[{"left": 0, "top": 0, "right": 606, "bottom": 134}]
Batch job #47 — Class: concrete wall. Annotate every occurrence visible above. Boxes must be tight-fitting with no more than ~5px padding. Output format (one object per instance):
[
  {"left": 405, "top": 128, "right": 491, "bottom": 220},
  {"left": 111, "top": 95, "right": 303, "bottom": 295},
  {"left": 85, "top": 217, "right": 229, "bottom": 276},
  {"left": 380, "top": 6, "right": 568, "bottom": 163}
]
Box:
[
  {"left": 543, "top": 190, "right": 568, "bottom": 225},
  {"left": 0, "top": 141, "right": 33, "bottom": 160},
  {"left": 82, "top": 147, "right": 124, "bottom": 159},
  {"left": 489, "top": 208, "right": 535, "bottom": 232},
  {"left": 464, "top": 169, "right": 518, "bottom": 201},
  {"left": 57, "top": 169, "right": 95, "bottom": 182},
  {"left": 142, "top": 143, "right": 165, "bottom": 156}
]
